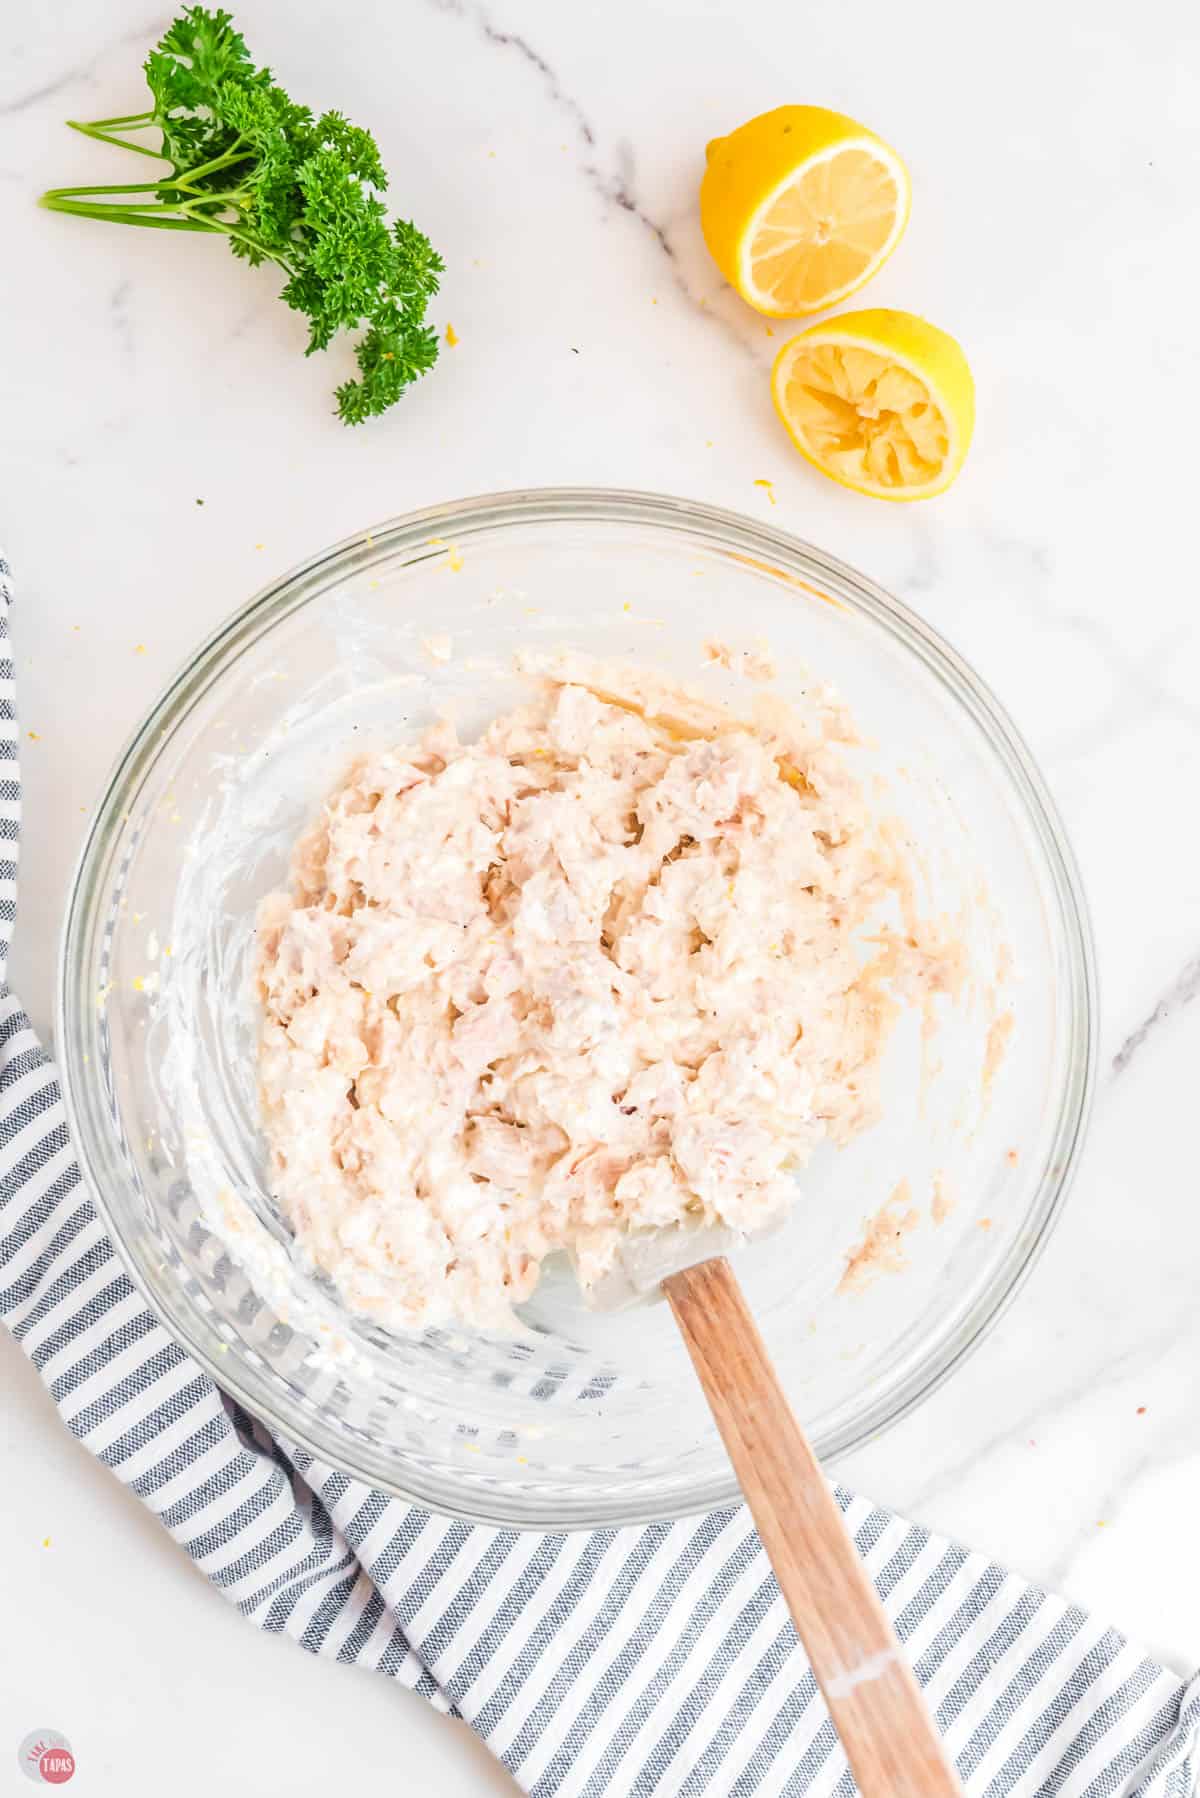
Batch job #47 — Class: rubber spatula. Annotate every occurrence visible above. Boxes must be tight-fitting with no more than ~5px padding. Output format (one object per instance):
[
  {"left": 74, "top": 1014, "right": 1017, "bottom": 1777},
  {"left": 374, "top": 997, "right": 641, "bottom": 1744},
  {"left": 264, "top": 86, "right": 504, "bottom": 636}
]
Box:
[{"left": 583, "top": 1223, "right": 965, "bottom": 1798}]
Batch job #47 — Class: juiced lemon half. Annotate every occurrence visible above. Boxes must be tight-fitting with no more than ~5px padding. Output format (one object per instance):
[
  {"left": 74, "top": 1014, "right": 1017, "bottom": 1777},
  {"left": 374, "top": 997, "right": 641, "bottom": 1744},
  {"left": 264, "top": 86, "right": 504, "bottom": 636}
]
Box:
[
  {"left": 772, "top": 309, "right": 975, "bottom": 500},
  {"left": 700, "top": 105, "right": 910, "bottom": 317}
]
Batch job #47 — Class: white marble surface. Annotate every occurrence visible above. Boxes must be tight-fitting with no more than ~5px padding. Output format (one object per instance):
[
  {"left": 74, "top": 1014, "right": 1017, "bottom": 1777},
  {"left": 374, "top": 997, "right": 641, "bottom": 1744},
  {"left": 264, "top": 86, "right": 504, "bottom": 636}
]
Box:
[{"left": 3, "top": 0, "right": 1200, "bottom": 1789}]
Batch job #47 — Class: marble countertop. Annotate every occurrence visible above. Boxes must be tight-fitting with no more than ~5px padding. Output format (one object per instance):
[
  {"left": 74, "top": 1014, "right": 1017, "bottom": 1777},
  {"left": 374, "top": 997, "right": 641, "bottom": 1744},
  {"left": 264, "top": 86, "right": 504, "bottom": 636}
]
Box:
[{"left": 3, "top": 0, "right": 1199, "bottom": 1790}]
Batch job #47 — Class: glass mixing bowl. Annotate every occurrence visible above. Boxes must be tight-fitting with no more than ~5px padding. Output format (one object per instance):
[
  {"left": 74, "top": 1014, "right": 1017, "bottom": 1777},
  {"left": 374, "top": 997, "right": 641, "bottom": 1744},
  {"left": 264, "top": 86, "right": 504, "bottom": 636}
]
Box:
[{"left": 58, "top": 488, "right": 1095, "bottom": 1529}]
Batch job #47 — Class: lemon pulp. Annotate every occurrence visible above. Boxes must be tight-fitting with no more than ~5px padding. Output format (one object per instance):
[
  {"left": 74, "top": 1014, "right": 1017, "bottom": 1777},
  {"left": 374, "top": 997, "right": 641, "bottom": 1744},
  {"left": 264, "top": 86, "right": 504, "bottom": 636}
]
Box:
[
  {"left": 745, "top": 146, "right": 906, "bottom": 313},
  {"left": 772, "top": 310, "right": 975, "bottom": 501}
]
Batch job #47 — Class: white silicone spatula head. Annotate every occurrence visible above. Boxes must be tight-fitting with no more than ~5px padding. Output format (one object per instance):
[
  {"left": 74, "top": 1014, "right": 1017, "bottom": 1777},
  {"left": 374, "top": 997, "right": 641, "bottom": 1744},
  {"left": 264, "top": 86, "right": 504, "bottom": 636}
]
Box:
[{"left": 579, "top": 1220, "right": 750, "bottom": 1310}]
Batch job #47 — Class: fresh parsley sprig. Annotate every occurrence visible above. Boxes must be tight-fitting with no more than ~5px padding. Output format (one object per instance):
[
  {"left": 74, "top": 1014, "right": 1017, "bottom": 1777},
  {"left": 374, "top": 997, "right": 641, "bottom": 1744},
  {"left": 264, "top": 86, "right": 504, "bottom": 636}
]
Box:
[{"left": 40, "top": 6, "right": 444, "bottom": 425}]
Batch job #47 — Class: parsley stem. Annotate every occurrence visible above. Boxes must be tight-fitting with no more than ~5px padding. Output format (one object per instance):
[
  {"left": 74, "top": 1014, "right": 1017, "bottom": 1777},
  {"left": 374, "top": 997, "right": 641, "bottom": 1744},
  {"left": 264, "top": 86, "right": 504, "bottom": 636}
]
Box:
[
  {"left": 71, "top": 111, "right": 156, "bottom": 128},
  {"left": 39, "top": 186, "right": 295, "bottom": 268},
  {"left": 41, "top": 181, "right": 173, "bottom": 198},
  {"left": 65, "top": 119, "right": 166, "bottom": 160},
  {"left": 37, "top": 196, "right": 219, "bottom": 232},
  {"left": 173, "top": 145, "right": 255, "bottom": 189}
]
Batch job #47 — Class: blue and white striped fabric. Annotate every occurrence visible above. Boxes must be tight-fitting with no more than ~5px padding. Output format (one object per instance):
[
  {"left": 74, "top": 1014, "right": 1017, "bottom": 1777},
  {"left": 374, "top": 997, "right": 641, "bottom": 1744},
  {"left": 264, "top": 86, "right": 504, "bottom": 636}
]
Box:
[{"left": 2, "top": 569, "right": 1197, "bottom": 1796}]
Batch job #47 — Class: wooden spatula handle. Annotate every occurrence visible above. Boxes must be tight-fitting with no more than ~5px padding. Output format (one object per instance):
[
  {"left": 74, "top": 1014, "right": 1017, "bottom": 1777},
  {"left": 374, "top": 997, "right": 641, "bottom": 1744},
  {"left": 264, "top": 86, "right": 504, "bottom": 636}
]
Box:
[{"left": 666, "top": 1257, "right": 964, "bottom": 1798}]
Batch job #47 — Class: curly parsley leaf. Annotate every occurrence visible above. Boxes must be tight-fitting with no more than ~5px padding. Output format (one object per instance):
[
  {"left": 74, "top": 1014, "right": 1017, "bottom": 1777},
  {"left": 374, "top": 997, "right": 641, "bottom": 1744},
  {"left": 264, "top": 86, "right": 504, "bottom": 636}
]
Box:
[{"left": 40, "top": 5, "right": 442, "bottom": 425}]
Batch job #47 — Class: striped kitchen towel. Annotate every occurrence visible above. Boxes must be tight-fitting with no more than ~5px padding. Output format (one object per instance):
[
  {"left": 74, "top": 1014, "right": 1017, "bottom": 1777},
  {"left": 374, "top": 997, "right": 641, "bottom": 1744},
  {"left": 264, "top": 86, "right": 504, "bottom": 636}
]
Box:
[{"left": 2, "top": 569, "right": 1197, "bottom": 1798}]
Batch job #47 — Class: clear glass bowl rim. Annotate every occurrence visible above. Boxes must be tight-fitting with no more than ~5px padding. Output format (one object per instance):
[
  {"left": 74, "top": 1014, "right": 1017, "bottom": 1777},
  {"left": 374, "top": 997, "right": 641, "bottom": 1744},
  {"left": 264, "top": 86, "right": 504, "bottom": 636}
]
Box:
[{"left": 57, "top": 486, "right": 1098, "bottom": 1529}]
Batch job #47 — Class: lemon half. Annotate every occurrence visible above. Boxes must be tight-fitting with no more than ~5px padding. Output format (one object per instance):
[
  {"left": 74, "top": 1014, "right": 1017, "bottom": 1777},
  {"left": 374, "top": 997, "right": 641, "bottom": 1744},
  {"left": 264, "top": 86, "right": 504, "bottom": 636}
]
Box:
[
  {"left": 772, "top": 309, "right": 975, "bottom": 500},
  {"left": 701, "top": 105, "right": 910, "bottom": 317}
]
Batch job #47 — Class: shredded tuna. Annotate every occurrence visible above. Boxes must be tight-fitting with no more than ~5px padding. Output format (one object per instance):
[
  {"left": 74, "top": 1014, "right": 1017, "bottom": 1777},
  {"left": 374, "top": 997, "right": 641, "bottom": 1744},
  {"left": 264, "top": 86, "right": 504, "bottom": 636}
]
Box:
[{"left": 256, "top": 656, "right": 959, "bottom": 1330}]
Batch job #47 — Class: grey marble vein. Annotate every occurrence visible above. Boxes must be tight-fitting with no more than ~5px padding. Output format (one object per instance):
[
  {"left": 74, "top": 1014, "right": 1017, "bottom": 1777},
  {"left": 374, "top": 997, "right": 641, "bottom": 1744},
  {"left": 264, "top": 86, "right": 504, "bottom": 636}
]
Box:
[
  {"left": 898, "top": 516, "right": 939, "bottom": 598},
  {"left": 427, "top": 0, "right": 764, "bottom": 361},
  {"left": 980, "top": 528, "right": 1200, "bottom": 736},
  {"left": 0, "top": 16, "right": 167, "bottom": 115},
  {"left": 1058, "top": 616, "right": 1200, "bottom": 738},
  {"left": 0, "top": 71, "right": 82, "bottom": 116},
  {"left": 430, "top": 0, "right": 671, "bottom": 250},
  {"left": 978, "top": 525, "right": 1055, "bottom": 583},
  {"left": 110, "top": 279, "right": 135, "bottom": 368},
  {"left": 1112, "top": 953, "right": 1200, "bottom": 1075},
  {"left": 446, "top": 1, "right": 594, "bottom": 142}
]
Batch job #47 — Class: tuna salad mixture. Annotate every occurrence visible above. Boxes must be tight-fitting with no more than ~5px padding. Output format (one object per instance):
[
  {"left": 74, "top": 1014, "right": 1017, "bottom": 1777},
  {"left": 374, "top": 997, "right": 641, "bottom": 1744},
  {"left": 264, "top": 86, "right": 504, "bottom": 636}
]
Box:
[{"left": 256, "top": 652, "right": 962, "bottom": 1330}]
